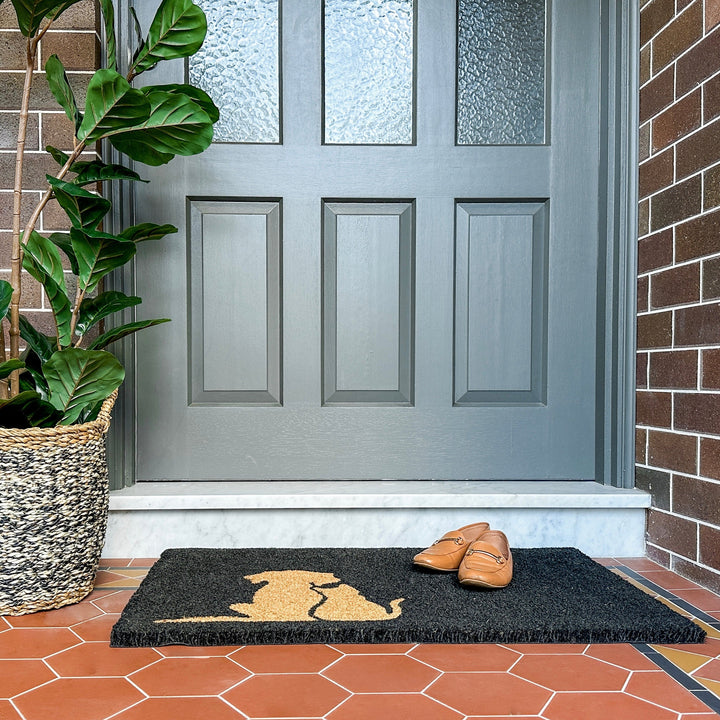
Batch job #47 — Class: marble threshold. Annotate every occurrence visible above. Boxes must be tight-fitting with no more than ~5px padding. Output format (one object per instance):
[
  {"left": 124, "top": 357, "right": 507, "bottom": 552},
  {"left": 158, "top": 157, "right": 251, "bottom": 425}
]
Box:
[{"left": 104, "top": 481, "right": 650, "bottom": 558}]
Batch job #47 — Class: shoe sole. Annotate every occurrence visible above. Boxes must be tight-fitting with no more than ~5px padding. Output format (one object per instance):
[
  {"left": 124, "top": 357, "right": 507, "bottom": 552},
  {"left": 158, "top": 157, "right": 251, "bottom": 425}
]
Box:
[
  {"left": 459, "top": 577, "right": 511, "bottom": 589},
  {"left": 413, "top": 560, "right": 459, "bottom": 572}
]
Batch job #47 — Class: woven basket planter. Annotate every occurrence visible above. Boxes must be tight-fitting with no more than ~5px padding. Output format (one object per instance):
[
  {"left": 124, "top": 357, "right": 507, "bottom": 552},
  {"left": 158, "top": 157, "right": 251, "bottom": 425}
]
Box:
[{"left": 0, "top": 391, "right": 116, "bottom": 615}]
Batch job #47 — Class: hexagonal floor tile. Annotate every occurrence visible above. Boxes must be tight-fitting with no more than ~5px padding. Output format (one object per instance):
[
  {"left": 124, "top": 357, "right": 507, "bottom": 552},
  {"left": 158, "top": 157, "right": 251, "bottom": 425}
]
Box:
[
  {"left": 71, "top": 614, "right": 120, "bottom": 642},
  {"left": 0, "top": 628, "right": 79, "bottom": 659},
  {"left": 13, "top": 678, "right": 144, "bottom": 720},
  {"left": 224, "top": 674, "right": 349, "bottom": 718},
  {"left": 426, "top": 672, "right": 552, "bottom": 717},
  {"left": 624, "top": 671, "right": 714, "bottom": 714},
  {"left": 323, "top": 654, "right": 440, "bottom": 693},
  {"left": 327, "top": 693, "right": 463, "bottom": 720},
  {"left": 5, "top": 602, "right": 102, "bottom": 628},
  {"left": 231, "top": 644, "right": 342, "bottom": 673},
  {"left": 46, "top": 642, "right": 162, "bottom": 678},
  {"left": 111, "top": 696, "right": 245, "bottom": 719},
  {"left": 511, "top": 654, "right": 629, "bottom": 691},
  {"left": 130, "top": 657, "right": 250, "bottom": 696},
  {"left": 543, "top": 691, "right": 677, "bottom": 720},
  {"left": 585, "top": 644, "right": 660, "bottom": 671},
  {"left": 0, "top": 699, "right": 23, "bottom": 720},
  {"left": 0, "top": 660, "right": 56, "bottom": 698},
  {"left": 330, "top": 643, "right": 415, "bottom": 654},
  {"left": 90, "top": 591, "right": 136, "bottom": 614},
  {"left": 409, "top": 643, "right": 520, "bottom": 671}
]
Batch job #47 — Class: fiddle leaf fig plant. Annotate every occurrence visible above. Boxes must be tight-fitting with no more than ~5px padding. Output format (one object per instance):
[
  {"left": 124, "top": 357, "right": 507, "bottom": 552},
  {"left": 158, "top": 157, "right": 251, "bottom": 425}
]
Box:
[{"left": 0, "top": 0, "right": 218, "bottom": 427}]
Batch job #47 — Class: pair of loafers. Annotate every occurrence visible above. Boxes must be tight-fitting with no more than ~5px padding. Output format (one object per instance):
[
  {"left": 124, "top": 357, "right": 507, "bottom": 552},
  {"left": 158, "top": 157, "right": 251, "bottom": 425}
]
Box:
[{"left": 412, "top": 522, "right": 513, "bottom": 589}]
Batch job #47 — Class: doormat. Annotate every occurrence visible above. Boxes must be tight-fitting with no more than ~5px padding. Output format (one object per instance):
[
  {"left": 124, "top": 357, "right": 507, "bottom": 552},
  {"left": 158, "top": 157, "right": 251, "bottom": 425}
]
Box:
[{"left": 110, "top": 547, "right": 705, "bottom": 647}]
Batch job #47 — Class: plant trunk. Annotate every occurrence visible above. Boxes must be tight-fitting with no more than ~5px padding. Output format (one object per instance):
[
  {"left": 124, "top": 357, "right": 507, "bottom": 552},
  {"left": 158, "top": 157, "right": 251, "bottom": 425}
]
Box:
[{"left": 9, "top": 37, "right": 38, "bottom": 396}]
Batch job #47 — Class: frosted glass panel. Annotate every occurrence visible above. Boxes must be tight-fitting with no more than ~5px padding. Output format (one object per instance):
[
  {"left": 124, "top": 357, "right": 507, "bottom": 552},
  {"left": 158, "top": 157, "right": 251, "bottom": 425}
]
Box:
[
  {"left": 457, "top": 0, "right": 546, "bottom": 145},
  {"left": 324, "top": 0, "right": 414, "bottom": 145},
  {"left": 189, "top": 0, "right": 279, "bottom": 144}
]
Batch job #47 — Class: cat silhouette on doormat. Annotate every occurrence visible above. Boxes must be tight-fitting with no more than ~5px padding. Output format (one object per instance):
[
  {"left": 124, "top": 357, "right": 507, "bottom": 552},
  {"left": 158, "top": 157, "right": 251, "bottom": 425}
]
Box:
[{"left": 155, "top": 570, "right": 404, "bottom": 624}]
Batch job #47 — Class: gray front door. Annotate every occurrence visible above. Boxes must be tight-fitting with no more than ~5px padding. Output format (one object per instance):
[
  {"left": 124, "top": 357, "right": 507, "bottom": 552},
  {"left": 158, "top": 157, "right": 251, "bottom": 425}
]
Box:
[{"left": 131, "top": 0, "right": 603, "bottom": 481}]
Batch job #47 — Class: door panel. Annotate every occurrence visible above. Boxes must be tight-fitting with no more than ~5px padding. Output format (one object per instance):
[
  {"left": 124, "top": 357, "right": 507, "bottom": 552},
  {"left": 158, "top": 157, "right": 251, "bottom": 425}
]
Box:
[{"left": 132, "top": 0, "right": 601, "bottom": 481}]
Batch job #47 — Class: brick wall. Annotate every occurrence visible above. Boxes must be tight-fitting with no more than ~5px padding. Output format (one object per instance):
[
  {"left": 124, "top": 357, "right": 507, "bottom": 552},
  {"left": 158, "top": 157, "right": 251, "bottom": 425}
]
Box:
[
  {"left": 637, "top": 0, "right": 720, "bottom": 592},
  {"left": 0, "top": 0, "right": 97, "bottom": 343}
]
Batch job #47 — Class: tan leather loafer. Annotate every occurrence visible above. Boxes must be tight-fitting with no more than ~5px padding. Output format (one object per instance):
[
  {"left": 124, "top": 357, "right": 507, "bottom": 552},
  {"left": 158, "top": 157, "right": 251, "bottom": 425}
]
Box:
[
  {"left": 458, "top": 530, "right": 513, "bottom": 589},
  {"left": 413, "top": 522, "right": 490, "bottom": 572}
]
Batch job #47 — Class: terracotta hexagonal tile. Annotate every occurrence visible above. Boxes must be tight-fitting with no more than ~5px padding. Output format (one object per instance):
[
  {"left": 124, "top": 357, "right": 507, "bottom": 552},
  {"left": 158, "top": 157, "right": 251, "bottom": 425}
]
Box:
[
  {"left": 90, "top": 590, "right": 136, "bottom": 614},
  {"left": 111, "top": 696, "right": 245, "bottom": 719},
  {"left": 511, "top": 653, "right": 629, "bottom": 691},
  {"left": 46, "top": 642, "right": 162, "bottom": 678},
  {"left": 673, "top": 588, "right": 720, "bottom": 612},
  {"left": 0, "top": 699, "right": 23, "bottom": 720},
  {"left": 224, "top": 674, "right": 349, "bottom": 718},
  {"left": 231, "top": 644, "right": 342, "bottom": 673},
  {"left": 503, "top": 643, "right": 587, "bottom": 654},
  {"left": 13, "top": 678, "right": 144, "bottom": 720},
  {"left": 327, "top": 693, "right": 463, "bottom": 720},
  {"left": 323, "top": 653, "right": 440, "bottom": 693},
  {"left": 0, "top": 628, "right": 79, "bottom": 659},
  {"left": 5, "top": 602, "right": 102, "bottom": 628},
  {"left": 155, "top": 645, "right": 241, "bottom": 657},
  {"left": 426, "top": 672, "right": 552, "bottom": 717},
  {"left": 0, "top": 660, "right": 56, "bottom": 698},
  {"left": 409, "top": 643, "right": 520, "bottom": 671},
  {"left": 330, "top": 643, "right": 415, "bottom": 654},
  {"left": 625, "top": 670, "right": 714, "bottom": 713},
  {"left": 543, "top": 691, "right": 677, "bottom": 720},
  {"left": 586, "top": 644, "right": 660, "bottom": 670},
  {"left": 71, "top": 614, "right": 121, "bottom": 642},
  {"left": 694, "top": 657, "right": 720, "bottom": 682},
  {"left": 130, "top": 657, "right": 250, "bottom": 696}
]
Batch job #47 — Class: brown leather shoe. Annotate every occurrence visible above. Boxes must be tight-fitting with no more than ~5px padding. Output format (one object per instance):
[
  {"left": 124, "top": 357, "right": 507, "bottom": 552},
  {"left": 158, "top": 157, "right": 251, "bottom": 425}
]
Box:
[
  {"left": 458, "top": 530, "right": 513, "bottom": 589},
  {"left": 413, "top": 522, "right": 490, "bottom": 572}
]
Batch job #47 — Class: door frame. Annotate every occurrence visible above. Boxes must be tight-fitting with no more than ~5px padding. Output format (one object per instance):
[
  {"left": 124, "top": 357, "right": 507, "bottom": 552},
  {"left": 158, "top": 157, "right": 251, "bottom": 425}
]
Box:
[{"left": 105, "top": 0, "right": 639, "bottom": 490}]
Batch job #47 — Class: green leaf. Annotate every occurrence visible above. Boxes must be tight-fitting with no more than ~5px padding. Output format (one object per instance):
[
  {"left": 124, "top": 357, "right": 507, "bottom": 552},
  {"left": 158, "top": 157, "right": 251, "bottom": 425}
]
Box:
[
  {"left": 19, "top": 315, "right": 55, "bottom": 363},
  {"left": 77, "top": 68, "right": 150, "bottom": 144},
  {"left": 109, "top": 90, "right": 213, "bottom": 166},
  {"left": 45, "top": 0, "right": 83, "bottom": 23},
  {"left": 20, "top": 346, "right": 50, "bottom": 399},
  {"left": 76, "top": 291, "right": 142, "bottom": 336},
  {"left": 119, "top": 222, "right": 177, "bottom": 243},
  {"left": 0, "top": 359, "right": 24, "bottom": 380},
  {"left": 89, "top": 318, "right": 170, "bottom": 350},
  {"left": 0, "top": 391, "right": 63, "bottom": 428},
  {"left": 70, "top": 227, "right": 137, "bottom": 295},
  {"left": 46, "top": 145, "right": 70, "bottom": 167},
  {"left": 10, "top": 0, "right": 67, "bottom": 35},
  {"left": 128, "top": 6, "right": 144, "bottom": 58},
  {"left": 70, "top": 159, "right": 148, "bottom": 186},
  {"left": 21, "top": 234, "right": 72, "bottom": 348},
  {"left": 144, "top": 83, "right": 219, "bottom": 123},
  {"left": 46, "top": 176, "right": 111, "bottom": 229},
  {"left": 0, "top": 279, "right": 13, "bottom": 319},
  {"left": 131, "top": 0, "right": 206, "bottom": 75},
  {"left": 45, "top": 54, "right": 81, "bottom": 132},
  {"left": 47, "top": 232, "right": 78, "bottom": 274},
  {"left": 98, "top": 0, "right": 116, "bottom": 71},
  {"left": 43, "top": 348, "right": 124, "bottom": 425}
]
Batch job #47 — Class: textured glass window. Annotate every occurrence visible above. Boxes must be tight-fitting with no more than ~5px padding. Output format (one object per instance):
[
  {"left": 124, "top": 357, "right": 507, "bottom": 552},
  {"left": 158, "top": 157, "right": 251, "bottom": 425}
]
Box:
[
  {"left": 324, "top": 0, "right": 415, "bottom": 145},
  {"left": 189, "top": 0, "right": 280, "bottom": 144},
  {"left": 457, "top": 0, "right": 546, "bottom": 145}
]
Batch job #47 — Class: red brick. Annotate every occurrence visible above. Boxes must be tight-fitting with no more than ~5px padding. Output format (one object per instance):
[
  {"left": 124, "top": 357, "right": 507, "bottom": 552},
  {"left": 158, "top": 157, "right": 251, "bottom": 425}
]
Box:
[
  {"left": 636, "top": 428, "right": 648, "bottom": 464},
  {"left": 650, "top": 175, "right": 702, "bottom": 231},
  {"left": 639, "top": 121, "right": 651, "bottom": 161},
  {"left": 652, "top": 89, "right": 701, "bottom": 152},
  {"left": 676, "top": 208, "right": 720, "bottom": 260},
  {"left": 639, "top": 198, "right": 650, "bottom": 237},
  {"left": 700, "top": 437, "right": 720, "bottom": 479},
  {"left": 675, "top": 302, "right": 720, "bottom": 346},
  {"left": 677, "top": 25, "right": 720, "bottom": 96},
  {"left": 636, "top": 391, "right": 672, "bottom": 427},
  {"left": 675, "top": 392, "right": 720, "bottom": 434},
  {"left": 640, "top": 65, "right": 675, "bottom": 123},
  {"left": 651, "top": 1, "right": 703, "bottom": 75},
  {"left": 646, "top": 543, "right": 671, "bottom": 567},
  {"left": 647, "top": 509, "right": 697, "bottom": 559},
  {"left": 704, "top": 164, "right": 720, "bottom": 211},
  {"left": 637, "top": 311, "right": 673, "bottom": 349},
  {"left": 636, "top": 466, "right": 671, "bottom": 509},
  {"left": 638, "top": 228, "right": 673, "bottom": 273},
  {"left": 637, "top": 275, "right": 649, "bottom": 312},
  {"left": 672, "top": 558, "right": 720, "bottom": 594},
  {"left": 41, "top": 32, "right": 98, "bottom": 72},
  {"left": 707, "top": 0, "right": 720, "bottom": 31},
  {"left": 677, "top": 117, "right": 720, "bottom": 181},
  {"left": 703, "top": 256, "right": 720, "bottom": 300},
  {"left": 649, "top": 349, "right": 698, "bottom": 388},
  {"left": 674, "top": 474, "right": 720, "bottom": 526},
  {"left": 650, "top": 262, "right": 700, "bottom": 308},
  {"left": 640, "top": 45, "right": 651, "bottom": 87},
  {"left": 704, "top": 73, "right": 720, "bottom": 124},
  {"left": 647, "top": 429, "right": 697, "bottom": 473},
  {"left": 640, "top": 0, "right": 677, "bottom": 46},
  {"left": 637, "top": 352, "right": 649, "bottom": 388},
  {"left": 703, "top": 348, "right": 720, "bottom": 389},
  {"left": 639, "top": 147, "right": 674, "bottom": 199},
  {"left": 700, "top": 525, "right": 720, "bottom": 572}
]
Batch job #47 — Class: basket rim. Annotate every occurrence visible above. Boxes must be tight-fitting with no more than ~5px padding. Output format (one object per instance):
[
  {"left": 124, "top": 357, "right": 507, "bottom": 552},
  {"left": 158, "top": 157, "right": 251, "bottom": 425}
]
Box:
[{"left": 0, "top": 389, "right": 117, "bottom": 440}]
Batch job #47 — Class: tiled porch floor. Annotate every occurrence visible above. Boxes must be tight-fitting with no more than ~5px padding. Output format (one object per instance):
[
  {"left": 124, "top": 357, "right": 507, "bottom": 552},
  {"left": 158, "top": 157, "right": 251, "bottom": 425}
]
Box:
[{"left": 1, "top": 558, "right": 720, "bottom": 720}]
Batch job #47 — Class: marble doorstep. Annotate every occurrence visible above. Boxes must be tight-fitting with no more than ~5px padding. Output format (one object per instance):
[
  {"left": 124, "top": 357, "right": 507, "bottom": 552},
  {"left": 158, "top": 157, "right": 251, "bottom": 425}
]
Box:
[{"left": 104, "top": 481, "right": 649, "bottom": 558}]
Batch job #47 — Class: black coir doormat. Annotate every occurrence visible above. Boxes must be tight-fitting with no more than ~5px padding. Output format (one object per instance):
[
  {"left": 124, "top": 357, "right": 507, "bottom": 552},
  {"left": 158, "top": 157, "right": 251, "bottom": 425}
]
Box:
[{"left": 110, "top": 547, "right": 705, "bottom": 647}]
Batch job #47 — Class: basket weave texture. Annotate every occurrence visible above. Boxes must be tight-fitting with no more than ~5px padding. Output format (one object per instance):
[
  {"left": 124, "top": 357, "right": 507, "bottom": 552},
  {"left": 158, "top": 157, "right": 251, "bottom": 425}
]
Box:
[{"left": 0, "top": 392, "right": 116, "bottom": 615}]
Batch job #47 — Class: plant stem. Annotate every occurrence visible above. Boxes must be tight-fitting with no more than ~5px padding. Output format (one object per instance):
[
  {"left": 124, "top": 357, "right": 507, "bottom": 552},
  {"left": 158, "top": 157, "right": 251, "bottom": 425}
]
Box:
[{"left": 9, "top": 36, "right": 38, "bottom": 396}]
